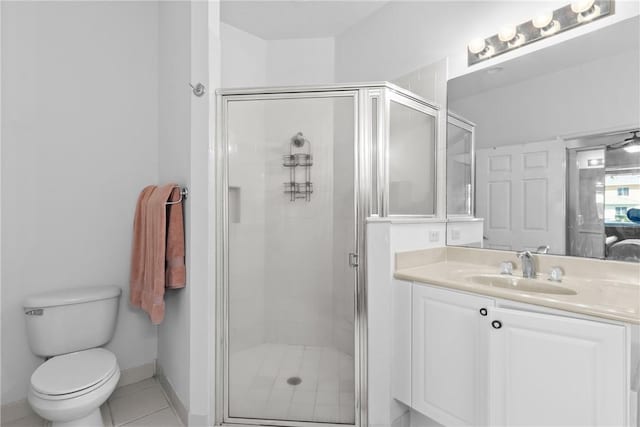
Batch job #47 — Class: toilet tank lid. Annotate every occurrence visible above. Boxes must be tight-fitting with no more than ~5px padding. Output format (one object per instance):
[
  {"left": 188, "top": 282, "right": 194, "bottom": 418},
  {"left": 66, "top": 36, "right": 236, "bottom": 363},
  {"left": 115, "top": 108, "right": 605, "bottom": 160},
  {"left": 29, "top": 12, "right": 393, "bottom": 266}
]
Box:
[{"left": 24, "top": 285, "right": 121, "bottom": 308}]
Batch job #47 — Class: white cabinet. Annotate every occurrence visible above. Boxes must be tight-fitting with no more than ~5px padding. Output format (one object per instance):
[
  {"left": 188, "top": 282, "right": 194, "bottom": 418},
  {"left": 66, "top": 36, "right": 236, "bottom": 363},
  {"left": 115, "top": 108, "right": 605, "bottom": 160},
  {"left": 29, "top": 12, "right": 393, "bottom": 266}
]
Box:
[
  {"left": 408, "top": 284, "right": 629, "bottom": 427},
  {"left": 412, "top": 285, "right": 494, "bottom": 426},
  {"left": 488, "top": 306, "right": 627, "bottom": 426}
]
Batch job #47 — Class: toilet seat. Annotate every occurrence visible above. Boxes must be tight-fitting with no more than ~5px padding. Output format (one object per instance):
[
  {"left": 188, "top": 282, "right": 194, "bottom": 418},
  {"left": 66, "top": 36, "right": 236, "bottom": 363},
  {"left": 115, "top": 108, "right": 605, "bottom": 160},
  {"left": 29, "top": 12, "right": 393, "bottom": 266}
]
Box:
[{"left": 30, "top": 348, "right": 118, "bottom": 401}]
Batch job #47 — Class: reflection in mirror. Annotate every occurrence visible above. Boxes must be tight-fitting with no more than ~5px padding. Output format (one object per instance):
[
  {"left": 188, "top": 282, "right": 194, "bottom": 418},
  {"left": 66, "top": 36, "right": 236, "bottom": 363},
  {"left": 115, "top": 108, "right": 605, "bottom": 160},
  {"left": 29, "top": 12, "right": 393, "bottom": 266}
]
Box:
[
  {"left": 604, "top": 143, "right": 640, "bottom": 262},
  {"left": 388, "top": 99, "right": 437, "bottom": 216},
  {"left": 446, "top": 16, "right": 640, "bottom": 261},
  {"left": 447, "top": 113, "right": 474, "bottom": 217}
]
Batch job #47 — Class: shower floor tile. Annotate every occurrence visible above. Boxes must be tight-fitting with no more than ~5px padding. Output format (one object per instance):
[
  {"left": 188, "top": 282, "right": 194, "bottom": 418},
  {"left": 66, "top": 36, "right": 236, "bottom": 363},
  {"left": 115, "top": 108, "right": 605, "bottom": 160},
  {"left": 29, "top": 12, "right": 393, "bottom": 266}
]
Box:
[{"left": 229, "top": 343, "right": 355, "bottom": 424}]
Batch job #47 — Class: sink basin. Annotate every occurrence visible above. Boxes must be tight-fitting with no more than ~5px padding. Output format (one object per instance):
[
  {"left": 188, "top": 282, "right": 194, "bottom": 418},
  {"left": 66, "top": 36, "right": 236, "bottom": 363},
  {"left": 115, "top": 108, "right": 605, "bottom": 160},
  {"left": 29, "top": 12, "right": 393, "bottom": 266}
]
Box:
[{"left": 466, "top": 274, "right": 577, "bottom": 295}]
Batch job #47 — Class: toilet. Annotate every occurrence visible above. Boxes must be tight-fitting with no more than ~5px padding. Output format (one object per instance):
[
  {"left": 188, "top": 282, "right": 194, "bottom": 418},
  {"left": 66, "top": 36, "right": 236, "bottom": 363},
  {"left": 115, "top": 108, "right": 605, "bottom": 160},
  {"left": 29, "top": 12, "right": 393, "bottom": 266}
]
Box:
[{"left": 23, "top": 285, "right": 122, "bottom": 427}]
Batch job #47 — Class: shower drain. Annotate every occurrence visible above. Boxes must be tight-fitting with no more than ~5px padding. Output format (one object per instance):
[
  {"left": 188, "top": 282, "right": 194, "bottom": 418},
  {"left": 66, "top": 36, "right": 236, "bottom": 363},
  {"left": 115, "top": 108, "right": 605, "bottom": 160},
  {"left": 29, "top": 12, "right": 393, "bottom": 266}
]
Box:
[{"left": 287, "top": 376, "right": 302, "bottom": 386}]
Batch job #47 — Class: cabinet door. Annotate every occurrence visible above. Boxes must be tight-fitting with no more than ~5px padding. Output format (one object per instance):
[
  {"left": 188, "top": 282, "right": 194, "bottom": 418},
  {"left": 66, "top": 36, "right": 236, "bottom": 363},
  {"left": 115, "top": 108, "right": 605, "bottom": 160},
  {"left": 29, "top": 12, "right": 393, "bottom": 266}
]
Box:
[
  {"left": 488, "top": 307, "right": 627, "bottom": 426},
  {"left": 412, "top": 285, "right": 494, "bottom": 426}
]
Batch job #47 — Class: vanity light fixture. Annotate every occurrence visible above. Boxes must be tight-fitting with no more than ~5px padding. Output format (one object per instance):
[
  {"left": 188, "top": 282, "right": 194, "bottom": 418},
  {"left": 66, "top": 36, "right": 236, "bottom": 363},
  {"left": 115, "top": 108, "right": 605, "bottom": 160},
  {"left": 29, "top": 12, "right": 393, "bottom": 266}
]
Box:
[
  {"left": 498, "top": 25, "right": 525, "bottom": 47},
  {"left": 468, "top": 38, "right": 495, "bottom": 59},
  {"left": 467, "top": 0, "right": 614, "bottom": 66},
  {"left": 572, "top": 0, "right": 601, "bottom": 22},
  {"left": 532, "top": 10, "right": 560, "bottom": 36}
]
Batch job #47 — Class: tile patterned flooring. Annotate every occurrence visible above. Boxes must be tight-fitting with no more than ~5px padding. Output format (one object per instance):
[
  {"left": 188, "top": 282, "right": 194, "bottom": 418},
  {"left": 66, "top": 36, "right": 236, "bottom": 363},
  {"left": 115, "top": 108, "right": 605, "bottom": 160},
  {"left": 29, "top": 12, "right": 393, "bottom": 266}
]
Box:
[
  {"left": 229, "top": 343, "right": 355, "bottom": 424},
  {"left": 3, "top": 377, "right": 182, "bottom": 427}
]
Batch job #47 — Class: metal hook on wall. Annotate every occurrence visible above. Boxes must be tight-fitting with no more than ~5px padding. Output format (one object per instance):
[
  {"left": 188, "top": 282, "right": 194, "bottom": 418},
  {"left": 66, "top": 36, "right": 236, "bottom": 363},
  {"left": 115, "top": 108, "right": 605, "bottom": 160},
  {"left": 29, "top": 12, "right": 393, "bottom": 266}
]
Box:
[{"left": 189, "top": 82, "right": 206, "bottom": 97}]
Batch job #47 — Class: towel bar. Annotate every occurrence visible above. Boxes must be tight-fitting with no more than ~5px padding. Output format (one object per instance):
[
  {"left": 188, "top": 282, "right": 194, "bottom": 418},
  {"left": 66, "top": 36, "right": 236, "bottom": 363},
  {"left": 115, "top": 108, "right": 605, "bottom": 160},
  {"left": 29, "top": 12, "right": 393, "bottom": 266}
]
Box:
[{"left": 166, "top": 187, "right": 188, "bottom": 205}]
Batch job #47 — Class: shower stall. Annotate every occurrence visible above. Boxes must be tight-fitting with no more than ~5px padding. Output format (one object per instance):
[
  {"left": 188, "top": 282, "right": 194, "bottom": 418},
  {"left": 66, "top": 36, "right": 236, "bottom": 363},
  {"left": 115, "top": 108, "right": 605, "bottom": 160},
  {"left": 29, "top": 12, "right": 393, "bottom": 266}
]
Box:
[{"left": 215, "top": 83, "right": 440, "bottom": 426}]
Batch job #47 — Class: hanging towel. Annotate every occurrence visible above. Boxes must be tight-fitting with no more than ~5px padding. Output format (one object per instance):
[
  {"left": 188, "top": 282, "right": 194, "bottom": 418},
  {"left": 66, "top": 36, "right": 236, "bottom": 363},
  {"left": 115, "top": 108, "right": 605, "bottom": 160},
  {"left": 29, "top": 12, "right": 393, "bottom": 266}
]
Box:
[
  {"left": 140, "top": 184, "right": 186, "bottom": 324},
  {"left": 130, "top": 185, "right": 157, "bottom": 307},
  {"left": 165, "top": 187, "right": 186, "bottom": 289},
  {"left": 129, "top": 184, "right": 186, "bottom": 324}
]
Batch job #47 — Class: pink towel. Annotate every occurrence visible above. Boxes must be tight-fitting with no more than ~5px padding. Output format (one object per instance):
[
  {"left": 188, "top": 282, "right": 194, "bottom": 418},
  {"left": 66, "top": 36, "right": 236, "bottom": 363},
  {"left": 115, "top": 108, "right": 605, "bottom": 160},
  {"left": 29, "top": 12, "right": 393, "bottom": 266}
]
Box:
[
  {"left": 129, "top": 186, "right": 157, "bottom": 307},
  {"left": 165, "top": 187, "right": 186, "bottom": 289},
  {"left": 130, "top": 184, "right": 186, "bottom": 324}
]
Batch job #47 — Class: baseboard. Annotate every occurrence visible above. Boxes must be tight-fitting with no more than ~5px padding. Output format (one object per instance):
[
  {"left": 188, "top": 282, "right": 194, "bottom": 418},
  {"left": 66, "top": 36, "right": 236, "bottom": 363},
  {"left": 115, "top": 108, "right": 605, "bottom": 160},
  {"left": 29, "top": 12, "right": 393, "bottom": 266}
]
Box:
[
  {"left": 116, "top": 361, "right": 156, "bottom": 388},
  {"left": 1, "top": 361, "right": 156, "bottom": 424},
  {"left": 156, "top": 362, "right": 188, "bottom": 426}
]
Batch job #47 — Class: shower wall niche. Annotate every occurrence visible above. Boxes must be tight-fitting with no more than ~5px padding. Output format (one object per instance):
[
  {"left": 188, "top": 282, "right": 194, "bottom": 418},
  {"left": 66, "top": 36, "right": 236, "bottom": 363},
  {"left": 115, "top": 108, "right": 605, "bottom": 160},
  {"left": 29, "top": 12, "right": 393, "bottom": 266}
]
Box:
[{"left": 218, "top": 83, "right": 441, "bottom": 427}]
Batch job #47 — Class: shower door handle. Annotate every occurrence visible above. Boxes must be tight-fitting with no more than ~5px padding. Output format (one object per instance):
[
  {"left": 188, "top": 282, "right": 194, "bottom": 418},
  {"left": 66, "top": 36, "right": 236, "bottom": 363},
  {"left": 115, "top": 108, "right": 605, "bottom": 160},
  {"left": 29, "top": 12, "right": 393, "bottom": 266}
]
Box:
[{"left": 349, "top": 253, "right": 359, "bottom": 268}]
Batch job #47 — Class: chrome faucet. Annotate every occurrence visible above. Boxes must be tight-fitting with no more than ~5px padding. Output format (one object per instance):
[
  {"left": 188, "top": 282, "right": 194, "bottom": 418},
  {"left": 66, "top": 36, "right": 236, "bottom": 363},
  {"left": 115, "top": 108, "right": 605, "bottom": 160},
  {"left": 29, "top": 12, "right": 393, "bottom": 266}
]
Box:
[
  {"left": 536, "top": 245, "right": 550, "bottom": 254},
  {"left": 516, "top": 250, "right": 536, "bottom": 278}
]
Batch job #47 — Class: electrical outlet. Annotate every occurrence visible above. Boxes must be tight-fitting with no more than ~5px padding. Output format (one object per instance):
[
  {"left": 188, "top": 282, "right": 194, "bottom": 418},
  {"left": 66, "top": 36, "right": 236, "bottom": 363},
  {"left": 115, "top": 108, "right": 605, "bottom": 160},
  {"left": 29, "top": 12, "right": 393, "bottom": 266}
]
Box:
[
  {"left": 429, "top": 230, "right": 440, "bottom": 242},
  {"left": 450, "top": 228, "right": 461, "bottom": 241}
]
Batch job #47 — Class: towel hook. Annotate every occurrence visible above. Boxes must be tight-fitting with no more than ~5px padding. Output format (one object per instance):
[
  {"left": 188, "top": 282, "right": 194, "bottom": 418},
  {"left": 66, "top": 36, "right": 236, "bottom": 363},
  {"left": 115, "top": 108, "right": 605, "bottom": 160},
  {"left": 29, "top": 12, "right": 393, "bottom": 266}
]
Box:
[
  {"left": 166, "top": 187, "right": 188, "bottom": 205},
  {"left": 189, "top": 82, "right": 206, "bottom": 97}
]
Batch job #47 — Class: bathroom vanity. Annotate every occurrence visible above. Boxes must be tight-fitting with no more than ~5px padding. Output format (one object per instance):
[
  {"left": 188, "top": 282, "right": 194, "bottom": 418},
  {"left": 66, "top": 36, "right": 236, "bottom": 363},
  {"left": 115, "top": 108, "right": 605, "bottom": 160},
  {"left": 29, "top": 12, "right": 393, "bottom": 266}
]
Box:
[{"left": 392, "top": 247, "right": 640, "bottom": 427}]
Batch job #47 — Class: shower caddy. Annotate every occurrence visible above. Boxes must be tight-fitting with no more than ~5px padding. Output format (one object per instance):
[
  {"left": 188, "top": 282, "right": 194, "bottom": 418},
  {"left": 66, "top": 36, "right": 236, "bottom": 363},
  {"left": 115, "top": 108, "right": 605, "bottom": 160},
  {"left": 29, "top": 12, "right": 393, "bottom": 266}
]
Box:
[{"left": 283, "top": 132, "right": 313, "bottom": 201}]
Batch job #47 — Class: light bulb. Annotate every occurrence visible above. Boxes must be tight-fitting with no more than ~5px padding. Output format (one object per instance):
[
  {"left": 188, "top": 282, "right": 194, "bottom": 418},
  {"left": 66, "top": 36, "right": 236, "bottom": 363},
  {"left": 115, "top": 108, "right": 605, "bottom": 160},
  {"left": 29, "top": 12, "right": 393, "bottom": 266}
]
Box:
[
  {"left": 532, "top": 10, "right": 554, "bottom": 29},
  {"left": 571, "top": 0, "right": 595, "bottom": 13},
  {"left": 468, "top": 38, "right": 486, "bottom": 54},
  {"left": 498, "top": 25, "right": 517, "bottom": 42}
]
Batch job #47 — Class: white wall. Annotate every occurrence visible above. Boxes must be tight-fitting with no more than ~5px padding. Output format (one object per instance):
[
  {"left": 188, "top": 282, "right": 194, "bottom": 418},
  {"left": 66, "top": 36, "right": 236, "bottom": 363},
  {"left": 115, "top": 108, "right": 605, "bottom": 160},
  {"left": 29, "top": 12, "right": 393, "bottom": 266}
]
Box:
[
  {"left": 266, "top": 38, "right": 334, "bottom": 86},
  {"left": 221, "top": 22, "right": 267, "bottom": 88},
  {"left": 1, "top": 1, "right": 160, "bottom": 405},
  {"left": 450, "top": 49, "right": 640, "bottom": 149},
  {"left": 156, "top": 0, "right": 192, "bottom": 413},
  {"left": 221, "top": 23, "right": 334, "bottom": 87},
  {"left": 155, "top": 2, "right": 218, "bottom": 424},
  {"left": 184, "top": 2, "right": 218, "bottom": 422},
  {"left": 335, "top": 0, "right": 640, "bottom": 83}
]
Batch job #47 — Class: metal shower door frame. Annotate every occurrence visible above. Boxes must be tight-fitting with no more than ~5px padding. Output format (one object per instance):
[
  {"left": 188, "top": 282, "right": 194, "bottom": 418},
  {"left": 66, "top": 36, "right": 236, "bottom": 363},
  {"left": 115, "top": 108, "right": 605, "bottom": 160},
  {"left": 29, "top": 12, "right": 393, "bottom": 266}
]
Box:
[{"left": 215, "top": 86, "right": 369, "bottom": 427}]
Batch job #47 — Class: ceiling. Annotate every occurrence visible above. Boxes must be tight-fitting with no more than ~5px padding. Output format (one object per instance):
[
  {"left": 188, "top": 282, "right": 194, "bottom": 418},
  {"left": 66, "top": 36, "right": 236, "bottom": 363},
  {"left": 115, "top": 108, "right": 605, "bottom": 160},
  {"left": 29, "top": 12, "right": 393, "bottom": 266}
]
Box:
[{"left": 220, "top": 0, "right": 389, "bottom": 40}]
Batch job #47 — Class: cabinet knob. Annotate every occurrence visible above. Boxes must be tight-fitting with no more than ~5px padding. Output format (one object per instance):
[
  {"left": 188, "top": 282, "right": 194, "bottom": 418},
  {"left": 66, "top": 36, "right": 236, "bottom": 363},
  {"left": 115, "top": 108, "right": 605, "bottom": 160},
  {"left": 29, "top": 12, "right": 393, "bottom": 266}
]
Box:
[
  {"left": 479, "top": 308, "right": 488, "bottom": 316},
  {"left": 492, "top": 320, "right": 502, "bottom": 329}
]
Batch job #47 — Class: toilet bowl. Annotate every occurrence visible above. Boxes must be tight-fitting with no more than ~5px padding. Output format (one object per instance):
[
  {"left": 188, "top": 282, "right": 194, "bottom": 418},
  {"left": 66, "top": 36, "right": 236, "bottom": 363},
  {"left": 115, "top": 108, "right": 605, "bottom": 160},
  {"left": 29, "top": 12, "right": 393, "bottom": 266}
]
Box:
[
  {"left": 23, "top": 285, "right": 122, "bottom": 427},
  {"left": 28, "top": 348, "right": 120, "bottom": 427}
]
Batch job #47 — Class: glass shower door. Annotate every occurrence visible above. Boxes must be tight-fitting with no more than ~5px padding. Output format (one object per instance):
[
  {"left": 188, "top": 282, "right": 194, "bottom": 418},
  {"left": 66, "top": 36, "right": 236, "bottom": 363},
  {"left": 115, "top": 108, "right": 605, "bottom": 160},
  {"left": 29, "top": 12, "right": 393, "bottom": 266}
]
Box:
[{"left": 224, "top": 94, "right": 357, "bottom": 425}]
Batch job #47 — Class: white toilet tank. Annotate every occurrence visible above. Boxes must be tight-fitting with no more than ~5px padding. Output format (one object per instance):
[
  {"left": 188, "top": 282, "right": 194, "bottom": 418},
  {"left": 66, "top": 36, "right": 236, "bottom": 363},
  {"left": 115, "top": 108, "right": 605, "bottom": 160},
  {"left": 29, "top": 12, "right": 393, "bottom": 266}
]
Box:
[{"left": 23, "top": 285, "right": 121, "bottom": 357}]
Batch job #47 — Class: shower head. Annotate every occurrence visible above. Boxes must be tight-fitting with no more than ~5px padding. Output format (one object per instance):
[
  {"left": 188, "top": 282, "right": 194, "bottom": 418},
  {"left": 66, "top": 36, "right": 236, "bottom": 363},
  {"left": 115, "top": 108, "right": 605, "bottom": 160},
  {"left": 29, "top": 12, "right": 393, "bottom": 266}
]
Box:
[
  {"left": 608, "top": 131, "right": 640, "bottom": 153},
  {"left": 291, "top": 132, "right": 308, "bottom": 148}
]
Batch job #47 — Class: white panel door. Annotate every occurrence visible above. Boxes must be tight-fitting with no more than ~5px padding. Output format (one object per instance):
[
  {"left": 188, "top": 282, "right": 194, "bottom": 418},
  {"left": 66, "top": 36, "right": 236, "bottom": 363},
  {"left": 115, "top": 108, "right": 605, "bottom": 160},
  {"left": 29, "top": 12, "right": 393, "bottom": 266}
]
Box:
[
  {"left": 476, "top": 141, "right": 566, "bottom": 254},
  {"left": 412, "top": 285, "right": 494, "bottom": 426},
  {"left": 476, "top": 147, "right": 517, "bottom": 251},
  {"left": 488, "top": 307, "right": 627, "bottom": 426}
]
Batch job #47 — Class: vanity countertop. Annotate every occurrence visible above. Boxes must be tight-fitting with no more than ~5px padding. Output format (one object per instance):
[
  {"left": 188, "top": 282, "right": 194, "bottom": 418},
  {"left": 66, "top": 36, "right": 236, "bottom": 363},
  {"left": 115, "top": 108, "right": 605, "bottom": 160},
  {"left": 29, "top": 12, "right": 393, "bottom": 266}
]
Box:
[{"left": 394, "top": 247, "right": 640, "bottom": 324}]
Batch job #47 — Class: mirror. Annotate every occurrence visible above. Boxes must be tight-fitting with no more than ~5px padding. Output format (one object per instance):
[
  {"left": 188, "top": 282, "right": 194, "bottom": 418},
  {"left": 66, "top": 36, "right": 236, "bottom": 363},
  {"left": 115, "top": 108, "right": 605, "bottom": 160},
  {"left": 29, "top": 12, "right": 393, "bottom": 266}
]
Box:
[
  {"left": 447, "top": 113, "right": 474, "bottom": 217},
  {"left": 446, "top": 16, "right": 640, "bottom": 262}
]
